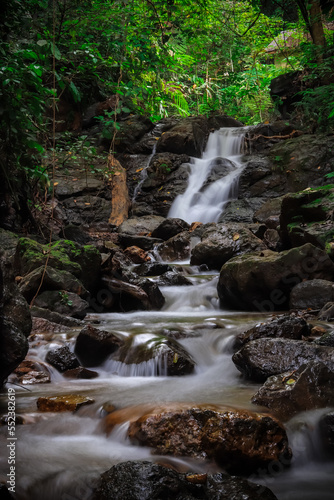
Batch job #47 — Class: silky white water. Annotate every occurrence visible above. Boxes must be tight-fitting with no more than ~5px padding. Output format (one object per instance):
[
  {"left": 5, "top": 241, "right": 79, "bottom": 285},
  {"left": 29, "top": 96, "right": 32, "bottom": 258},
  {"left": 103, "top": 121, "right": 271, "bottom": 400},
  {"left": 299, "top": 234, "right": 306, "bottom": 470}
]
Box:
[{"left": 168, "top": 127, "right": 247, "bottom": 223}]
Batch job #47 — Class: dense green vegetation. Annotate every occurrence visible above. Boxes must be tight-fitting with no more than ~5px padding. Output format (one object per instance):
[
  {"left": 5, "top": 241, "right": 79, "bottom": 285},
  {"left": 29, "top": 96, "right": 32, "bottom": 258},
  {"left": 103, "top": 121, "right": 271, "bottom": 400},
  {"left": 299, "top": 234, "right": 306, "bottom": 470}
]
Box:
[{"left": 0, "top": 0, "right": 334, "bottom": 186}]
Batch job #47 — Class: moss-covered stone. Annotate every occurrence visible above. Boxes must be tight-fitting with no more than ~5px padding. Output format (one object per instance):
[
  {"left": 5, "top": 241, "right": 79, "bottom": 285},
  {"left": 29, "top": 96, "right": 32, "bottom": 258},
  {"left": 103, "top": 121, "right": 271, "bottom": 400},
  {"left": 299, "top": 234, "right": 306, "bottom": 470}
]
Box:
[{"left": 16, "top": 237, "right": 101, "bottom": 291}]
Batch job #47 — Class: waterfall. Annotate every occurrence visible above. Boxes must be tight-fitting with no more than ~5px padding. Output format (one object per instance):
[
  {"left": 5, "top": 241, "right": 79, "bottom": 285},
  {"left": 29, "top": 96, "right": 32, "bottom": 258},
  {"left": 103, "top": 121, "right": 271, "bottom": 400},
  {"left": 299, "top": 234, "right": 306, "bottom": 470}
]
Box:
[
  {"left": 132, "top": 142, "right": 158, "bottom": 202},
  {"left": 168, "top": 127, "right": 246, "bottom": 224}
]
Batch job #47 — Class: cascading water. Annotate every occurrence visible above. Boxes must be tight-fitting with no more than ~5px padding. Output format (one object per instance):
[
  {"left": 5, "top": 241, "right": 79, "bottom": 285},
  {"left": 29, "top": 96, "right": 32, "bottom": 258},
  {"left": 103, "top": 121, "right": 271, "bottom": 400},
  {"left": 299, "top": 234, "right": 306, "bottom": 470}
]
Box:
[{"left": 168, "top": 127, "right": 247, "bottom": 223}]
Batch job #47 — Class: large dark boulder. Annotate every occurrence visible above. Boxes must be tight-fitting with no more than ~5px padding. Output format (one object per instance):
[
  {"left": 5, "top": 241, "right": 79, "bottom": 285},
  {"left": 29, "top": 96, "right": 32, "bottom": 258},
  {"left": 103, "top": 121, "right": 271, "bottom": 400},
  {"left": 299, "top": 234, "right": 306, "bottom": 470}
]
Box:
[
  {"left": 126, "top": 404, "right": 291, "bottom": 474},
  {"left": 234, "top": 314, "right": 310, "bottom": 351},
  {"left": 92, "top": 461, "right": 278, "bottom": 500},
  {"left": 156, "top": 117, "right": 209, "bottom": 157},
  {"left": 151, "top": 218, "right": 190, "bottom": 240},
  {"left": 45, "top": 345, "right": 80, "bottom": 372},
  {"left": 290, "top": 279, "right": 334, "bottom": 310},
  {"left": 218, "top": 243, "right": 334, "bottom": 311},
  {"left": 101, "top": 277, "right": 165, "bottom": 312},
  {"left": 75, "top": 325, "right": 123, "bottom": 367},
  {"left": 252, "top": 361, "right": 334, "bottom": 420},
  {"left": 270, "top": 71, "right": 303, "bottom": 117},
  {"left": 232, "top": 338, "right": 334, "bottom": 382},
  {"left": 33, "top": 290, "right": 89, "bottom": 319},
  {"left": 191, "top": 223, "right": 266, "bottom": 270}
]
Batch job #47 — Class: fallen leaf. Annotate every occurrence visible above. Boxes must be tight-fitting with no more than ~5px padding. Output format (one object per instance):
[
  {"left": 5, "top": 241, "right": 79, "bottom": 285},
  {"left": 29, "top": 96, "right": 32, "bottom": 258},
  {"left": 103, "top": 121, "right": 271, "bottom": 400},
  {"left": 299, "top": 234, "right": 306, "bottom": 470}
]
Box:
[
  {"left": 233, "top": 233, "right": 240, "bottom": 241},
  {"left": 84, "top": 203, "right": 91, "bottom": 206},
  {"left": 54, "top": 182, "right": 59, "bottom": 186}
]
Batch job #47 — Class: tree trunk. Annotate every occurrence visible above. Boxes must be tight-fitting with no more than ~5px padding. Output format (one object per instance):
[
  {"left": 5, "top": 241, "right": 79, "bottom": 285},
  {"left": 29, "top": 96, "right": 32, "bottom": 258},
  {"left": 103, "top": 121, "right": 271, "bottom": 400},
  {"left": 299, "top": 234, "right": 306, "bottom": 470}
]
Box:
[{"left": 308, "top": 0, "right": 326, "bottom": 46}]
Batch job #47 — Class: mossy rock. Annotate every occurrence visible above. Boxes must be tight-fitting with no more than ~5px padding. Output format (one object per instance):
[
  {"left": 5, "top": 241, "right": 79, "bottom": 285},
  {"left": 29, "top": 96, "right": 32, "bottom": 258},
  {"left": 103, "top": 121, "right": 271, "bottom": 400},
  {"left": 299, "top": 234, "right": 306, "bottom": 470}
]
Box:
[{"left": 16, "top": 238, "right": 101, "bottom": 291}]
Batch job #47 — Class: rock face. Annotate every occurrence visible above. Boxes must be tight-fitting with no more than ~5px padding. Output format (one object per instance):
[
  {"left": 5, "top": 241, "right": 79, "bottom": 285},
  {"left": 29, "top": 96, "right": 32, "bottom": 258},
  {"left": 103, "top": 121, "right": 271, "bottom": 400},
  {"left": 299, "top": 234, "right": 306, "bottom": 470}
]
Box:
[
  {"left": 156, "top": 117, "right": 209, "bottom": 157},
  {"left": 234, "top": 314, "right": 310, "bottom": 350},
  {"left": 0, "top": 248, "right": 31, "bottom": 386},
  {"left": 290, "top": 279, "right": 334, "bottom": 310},
  {"left": 33, "top": 290, "right": 89, "bottom": 319},
  {"left": 92, "top": 461, "right": 278, "bottom": 500},
  {"left": 75, "top": 325, "right": 123, "bottom": 367},
  {"left": 127, "top": 404, "right": 291, "bottom": 473},
  {"left": 252, "top": 362, "right": 334, "bottom": 420},
  {"left": 218, "top": 243, "right": 334, "bottom": 311},
  {"left": 232, "top": 338, "right": 334, "bottom": 382},
  {"left": 16, "top": 238, "right": 101, "bottom": 291},
  {"left": 190, "top": 223, "right": 267, "bottom": 270}
]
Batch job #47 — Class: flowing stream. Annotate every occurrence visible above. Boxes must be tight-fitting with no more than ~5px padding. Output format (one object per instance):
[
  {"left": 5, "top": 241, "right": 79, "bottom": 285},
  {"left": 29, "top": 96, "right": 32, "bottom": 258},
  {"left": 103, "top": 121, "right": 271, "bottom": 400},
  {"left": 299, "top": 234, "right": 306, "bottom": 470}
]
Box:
[
  {"left": 1, "top": 128, "right": 334, "bottom": 499},
  {"left": 168, "top": 127, "right": 247, "bottom": 223}
]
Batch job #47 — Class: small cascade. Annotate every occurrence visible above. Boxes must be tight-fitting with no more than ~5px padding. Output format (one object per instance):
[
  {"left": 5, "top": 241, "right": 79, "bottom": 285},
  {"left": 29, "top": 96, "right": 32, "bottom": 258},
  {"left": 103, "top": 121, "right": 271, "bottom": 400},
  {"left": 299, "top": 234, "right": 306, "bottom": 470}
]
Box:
[
  {"left": 103, "top": 355, "right": 168, "bottom": 377},
  {"left": 132, "top": 141, "right": 158, "bottom": 202},
  {"left": 168, "top": 127, "right": 247, "bottom": 223}
]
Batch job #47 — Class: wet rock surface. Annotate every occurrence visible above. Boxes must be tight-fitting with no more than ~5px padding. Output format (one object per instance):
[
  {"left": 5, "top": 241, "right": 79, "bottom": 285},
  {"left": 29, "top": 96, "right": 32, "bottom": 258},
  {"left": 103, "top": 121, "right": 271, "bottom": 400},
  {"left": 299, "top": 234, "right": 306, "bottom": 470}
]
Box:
[
  {"left": 36, "top": 395, "right": 94, "bottom": 412},
  {"left": 45, "top": 345, "right": 80, "bottom": 372},
  {"left": 232, "top": 338, "right": 334, "bottom": 382},
  {"left": 190, "top": 222, "right": 266, "bottom": 270},
  {"left": 92, "top": 460, "right": 278, "bottom": 500},
  {"left": 33, "top": 290, "right": 89, "bottom": 319},
  {"left": 218, "top": 243, "right": 334, "bottom": 311},
  {"left": 75, "top": 325, "right": 123, "bottom": 367},
  {"left": 126, "top": 403, "right": 291, "bottom": 473},
  {"left": 289, "top": 279, "right": 334, "bottom": 310},
  {"left": 252, "top": 361, "right": 334, "bottom": 420}
]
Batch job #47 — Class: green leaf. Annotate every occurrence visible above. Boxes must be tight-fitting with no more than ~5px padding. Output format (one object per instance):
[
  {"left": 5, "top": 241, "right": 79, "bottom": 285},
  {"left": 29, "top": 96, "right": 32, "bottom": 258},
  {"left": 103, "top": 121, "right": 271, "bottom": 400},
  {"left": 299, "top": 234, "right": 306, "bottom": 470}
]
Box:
[{"left": 69, "top": 81, "right": 81, "bottom": 102}]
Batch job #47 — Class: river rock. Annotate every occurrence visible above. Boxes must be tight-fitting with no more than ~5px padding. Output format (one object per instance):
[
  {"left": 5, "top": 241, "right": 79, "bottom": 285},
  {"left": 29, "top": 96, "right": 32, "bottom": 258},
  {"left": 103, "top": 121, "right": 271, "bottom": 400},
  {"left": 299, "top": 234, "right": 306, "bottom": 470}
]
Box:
[
  {"left": 290, "top": 279, "right": 334, "bottom": 310},
  {"left": 156, "top": 116, "right": 209, "bottom": 157},
  {"left": 156, "top": 231, "right": 193, "bottom": 261},
  {"left": 115, "top": 336, "right": 195, "bottom": 376},
  {"left": 134, "top": 262, "right": 170, "bottom": 276},
  {"left": 253, "top": 197, "right": 284, "bottom": 227},
  {"left": 127, "top": 403, "right": 291, "bottom": 473},
  {"left": 13, "top": 359, "right": 51, "bottom": 384},
  {"left": 252, "top": 361, "right": 334, "bottom": 420},
  {"left": 0, "top": 249, "right": 31, "bottom": 386},
  {"left": 45, "top": 345, "right": 80, "bottom": 372},
  {"left": 19, "top": 266, "right": 88, "bottom": 302},
  {"left": 123, "top": 246, "right": 151, "bottom": 264},
  {"left": 314, "top": 330, "right": 334, "bottom": 347},
  {"left": 31, "top": 316, "right": 72, "bottom": 334},
  {"left": 118, "top": 215, "right": 165, "bottom": 236},
  {"left": 234, "top": 314, "right": 310, "bottom": 350},
  {"left": 33, "top": 290, "right": 89, "bottom": 319},
  {"left": 232, "top": 338, "right": 334, "bottom": 382},
  {"left": 190, "top": 223, "right": 266, "bottom": 270},
  {"left": 218, "top": 198, "right": 265, "bottom": 224},
  {"left": 15, "top": 237, "right": 101, "bottom": 291},
  {"left": 30, "top": 306, "right": 83, "bottom": 327},
  {"left": 156, "top": 270, "right": 193, "bottom": 286},
  {"left": 92, "top": 460, "right": 278, "bottom": 500},
  {"left": 218, "top": 243, "right": 334, "bottom": 311},
  {"left": 75, "top": 325, "right": 123, "bottom": 366},
  {"left": 151, "top": 218, "right": 190, "bottom": 240},
  {"left": 318, "top": 302, "right": 334, "bottom": 321},
  {"left": 101, "top": 276, "right": 165, "bottom": 311},
  {"left": 118, "top": 234, "right": 163, "bottom": 250},
  {"left": 37, "top": 394, "right": 94, "bottom": 412},
  {"left": 319, "top": 412, "right": 334, "bottom": 455}
]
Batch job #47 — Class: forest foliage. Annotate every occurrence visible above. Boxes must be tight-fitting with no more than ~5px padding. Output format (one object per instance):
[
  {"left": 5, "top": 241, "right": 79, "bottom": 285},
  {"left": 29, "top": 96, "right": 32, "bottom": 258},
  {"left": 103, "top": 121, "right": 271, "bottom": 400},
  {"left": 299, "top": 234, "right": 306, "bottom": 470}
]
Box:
[{"left": 0, "top": 0, "right": 334, "bottom": 182}]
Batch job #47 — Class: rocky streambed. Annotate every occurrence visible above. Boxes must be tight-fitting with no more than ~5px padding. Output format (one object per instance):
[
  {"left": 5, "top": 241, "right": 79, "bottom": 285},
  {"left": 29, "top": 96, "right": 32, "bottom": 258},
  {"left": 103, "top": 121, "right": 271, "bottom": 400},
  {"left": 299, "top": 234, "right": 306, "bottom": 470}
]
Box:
[{"left": 1, "top": 113, "right": 334, "bottom": 499}]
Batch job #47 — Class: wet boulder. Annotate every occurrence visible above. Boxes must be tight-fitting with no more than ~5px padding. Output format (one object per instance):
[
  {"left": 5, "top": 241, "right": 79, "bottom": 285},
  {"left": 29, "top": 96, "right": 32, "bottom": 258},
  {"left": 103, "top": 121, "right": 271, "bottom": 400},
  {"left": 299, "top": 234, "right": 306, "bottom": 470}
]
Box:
[
  {"left": 252, "top": 362, "right": 334, "bottom": 421},
  {"left": 290, "top": 279, "right": 334, "bottom": 310},
  {"left": 234, "top": 314, "right": 310, "bottom": 351},
  {"left": 63, "top": 367, "right": 99, "bottom": 379},
  {"left": 218, "top": 198, "right": 265, "bottom": 224},
  {"left": 134, "top": 262, "right": 170, "bottom": 276},
  {"left": 232, "top": 338, "right": 334, "bottom": 382},
  {"left": 101, "top": 276, "right": 165, "bottom": 312},
  {"left": 314, "top": 329, "right": 334, "bottom": 347},
  {"left": 218, "top": 243, "right": 334, "bottom": 311},
  {"left": 151, "top": 218, "right": 190, "bottom": 240},
  {"left": 92, "top": 460, "right": 278, "bottom": 500},
  {"left": 18, "top": 266, "right": 88, "bottom": 302},
  {"left": 33, "top": 290, "right": 89, "bottom": 319},
  {"left": 30, "top": 306, "right": 83, "bottom": 327},
  {"left": 156, "top": 231, "right": 193, "bottom": 261},
  {"left": 123, "top": 246, "right": 151, "bottom": 264},
  {"left": 156, "top": 116, "right": 209, "bottom": 157},
  {"left": 156, "top": 270, "right": 193, "bottom": 286},
  {"left": 127, "top": 403, "right": 291, "bottom": 474},
  {"left": 45, "top": 345, "right": 80, "bottom": 372},
  {"left": 13, "top": 359, "right": 51, "bottom": 385},
  {"left": 75, "top": 325, "right": 123, "bottom": 367},
  {"left": 318, "top": 302, "right": 334, "bottom": 321},
  {"left": 191, "top": 223, "right": 266, "bottom": 270},
  {"left": 36, "top": 394, "right": 94, "bottom": 412},
  {"left": 114, "top": 335, "right": 195, "bottom": 376},
  {"left": 118, "top": 215, "right": 165, "bottom": 237},
  {"left": 253, "top": 197, "right": 284, "bottom": 227},
  {"left": 15, "top": 238, "right": 101, "bottom": 291}
]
